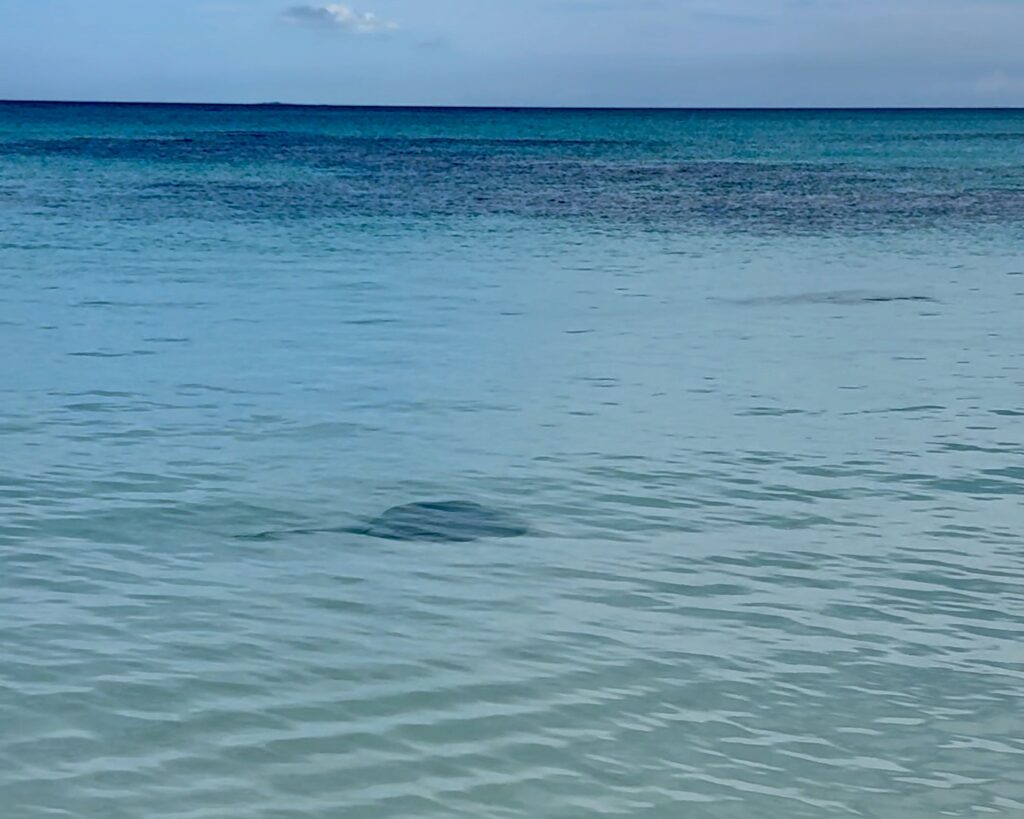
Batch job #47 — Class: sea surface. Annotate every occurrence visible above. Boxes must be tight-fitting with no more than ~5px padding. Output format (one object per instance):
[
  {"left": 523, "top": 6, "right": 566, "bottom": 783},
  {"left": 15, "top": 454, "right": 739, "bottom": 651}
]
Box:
[{"left": 1, "top": 103, "right": 1023, "bottom": 817}]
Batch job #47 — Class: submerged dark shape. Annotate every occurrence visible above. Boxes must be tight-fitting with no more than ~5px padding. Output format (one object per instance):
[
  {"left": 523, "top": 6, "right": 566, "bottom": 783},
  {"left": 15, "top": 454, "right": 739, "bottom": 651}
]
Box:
[
  {"left": 240, "top": 500, "right": 529, "bottom": 543},
  {"left": 356, "top": 500, "right": 528, "bottom": 542},
  {"left": 723, "top": 291, "right": 937, "bottom": 307}
]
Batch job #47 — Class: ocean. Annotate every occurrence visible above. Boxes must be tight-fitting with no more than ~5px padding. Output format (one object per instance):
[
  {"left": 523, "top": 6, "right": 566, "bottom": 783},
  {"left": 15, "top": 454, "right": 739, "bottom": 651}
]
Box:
[{"left": 1, "top": 102, "right": 1023, "bottom": 817}]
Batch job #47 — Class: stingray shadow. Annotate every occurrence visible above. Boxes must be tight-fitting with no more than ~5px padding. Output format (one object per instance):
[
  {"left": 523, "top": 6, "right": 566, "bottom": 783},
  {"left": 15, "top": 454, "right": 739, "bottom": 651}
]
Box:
[
  {"left": 718, "top": 290, "right": 937, "bottom": 307},
  {"left": 241, "top": 500, "right": 529, "bottom": 543}
]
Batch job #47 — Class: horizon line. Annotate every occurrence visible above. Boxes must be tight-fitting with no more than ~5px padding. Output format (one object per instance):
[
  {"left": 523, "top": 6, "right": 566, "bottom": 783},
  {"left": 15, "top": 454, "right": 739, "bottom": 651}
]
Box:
[{"left": 2, "top": 98, "right": 1023, "bottom": 113}]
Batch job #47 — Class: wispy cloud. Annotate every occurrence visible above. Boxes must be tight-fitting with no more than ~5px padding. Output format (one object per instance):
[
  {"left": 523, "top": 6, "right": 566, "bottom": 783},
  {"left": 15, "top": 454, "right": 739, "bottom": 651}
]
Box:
[{"left": 282, "top": 4, "right": 397, "bottom": 34}]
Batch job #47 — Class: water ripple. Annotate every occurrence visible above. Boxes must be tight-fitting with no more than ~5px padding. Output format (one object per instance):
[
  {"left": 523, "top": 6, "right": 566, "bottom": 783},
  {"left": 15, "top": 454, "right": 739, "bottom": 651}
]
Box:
[{"left": 3, "top": 105, "right": 1024, "bottom": 817}]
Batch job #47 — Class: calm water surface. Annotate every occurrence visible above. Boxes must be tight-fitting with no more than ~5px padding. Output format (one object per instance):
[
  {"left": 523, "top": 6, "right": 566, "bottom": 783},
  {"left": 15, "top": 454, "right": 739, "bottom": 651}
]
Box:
[{"left": 1, "top": 104, "right": 1023, "bottom": 817}]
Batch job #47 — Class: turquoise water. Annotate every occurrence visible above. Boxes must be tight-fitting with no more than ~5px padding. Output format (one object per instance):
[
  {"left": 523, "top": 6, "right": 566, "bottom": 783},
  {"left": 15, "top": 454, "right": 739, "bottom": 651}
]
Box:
[{"left": 2, "top": 103, "right": 1023, "bottom": 817}]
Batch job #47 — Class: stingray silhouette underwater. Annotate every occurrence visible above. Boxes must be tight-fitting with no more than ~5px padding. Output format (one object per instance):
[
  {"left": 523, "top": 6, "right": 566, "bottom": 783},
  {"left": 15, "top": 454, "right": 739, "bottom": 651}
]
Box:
[{"left": 245, "top": 500, "right": 529, "bottom": 543}]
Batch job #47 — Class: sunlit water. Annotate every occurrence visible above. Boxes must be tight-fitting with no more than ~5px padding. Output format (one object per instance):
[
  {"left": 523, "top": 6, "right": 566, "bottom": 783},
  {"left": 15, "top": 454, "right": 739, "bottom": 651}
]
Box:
[{"left": 2, "top": 103, "right": 1023, "bottom": 817}]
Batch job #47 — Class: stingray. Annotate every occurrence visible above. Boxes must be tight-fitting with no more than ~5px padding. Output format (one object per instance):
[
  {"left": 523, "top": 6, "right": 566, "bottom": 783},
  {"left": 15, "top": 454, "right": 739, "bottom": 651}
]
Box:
[
  {"left": 720, "top": 290, "right": 936, "bottom": 307},
  {"left": 243, "top": 500, "right": 528, "bottom": 543},
  {"left": 355, "top": 500, "right": 529, "bottom": 542}
]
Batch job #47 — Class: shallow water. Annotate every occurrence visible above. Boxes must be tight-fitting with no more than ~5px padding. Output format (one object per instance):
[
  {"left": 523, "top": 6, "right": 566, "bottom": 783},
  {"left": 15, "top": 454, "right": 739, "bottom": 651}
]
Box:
[{"left": 2, "top": 103, "right": 1023, "bottom": 817}]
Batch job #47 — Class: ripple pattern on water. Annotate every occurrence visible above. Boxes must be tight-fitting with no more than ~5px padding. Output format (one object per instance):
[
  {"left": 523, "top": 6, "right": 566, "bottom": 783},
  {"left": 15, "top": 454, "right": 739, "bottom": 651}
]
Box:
[{"left": 2, "top": 104, "right": 1024, "bottom": 817}]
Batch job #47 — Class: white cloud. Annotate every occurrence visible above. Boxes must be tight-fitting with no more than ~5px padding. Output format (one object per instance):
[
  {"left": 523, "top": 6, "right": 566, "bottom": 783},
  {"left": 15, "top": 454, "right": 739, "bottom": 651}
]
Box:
[{"left": 282, "top": 5, "right": 397, "bottom": 34}]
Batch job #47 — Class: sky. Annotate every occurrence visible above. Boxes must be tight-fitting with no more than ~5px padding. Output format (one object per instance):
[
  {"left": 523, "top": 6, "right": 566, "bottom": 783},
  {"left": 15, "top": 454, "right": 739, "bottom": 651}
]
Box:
[{"left": 1, "top": 0, "right": 1023, "bottom": 107}]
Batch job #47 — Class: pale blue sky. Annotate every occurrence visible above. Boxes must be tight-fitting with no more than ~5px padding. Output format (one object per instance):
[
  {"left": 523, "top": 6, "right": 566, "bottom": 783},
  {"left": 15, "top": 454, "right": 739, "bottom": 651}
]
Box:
[{"left": 2, "top": 0, "right": 1023, "bottom": 106}]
